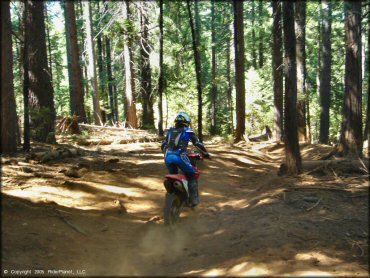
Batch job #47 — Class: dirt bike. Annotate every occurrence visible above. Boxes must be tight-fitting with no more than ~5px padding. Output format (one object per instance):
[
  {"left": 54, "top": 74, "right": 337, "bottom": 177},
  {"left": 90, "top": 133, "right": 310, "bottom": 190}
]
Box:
[{"left": 163, "top": 151, "right": 207, "bottom": 225}]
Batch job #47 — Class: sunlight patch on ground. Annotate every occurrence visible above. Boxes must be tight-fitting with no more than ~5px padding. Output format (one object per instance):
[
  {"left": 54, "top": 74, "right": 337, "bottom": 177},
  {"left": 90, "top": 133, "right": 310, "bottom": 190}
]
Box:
[
  {"left": 295, "top": 252, "right": 342, "bottom": 265},
  {"left": 255, "top": 197, "right": 278, "bottom": 206},
  {"left": 136, "top": 159, "right": 163, "bottom": 165},
  {"left": 3, "top": 185, "right": 89, "bottom": 201},
  {"left": 292, "top": 270, "right": 333, "bottom": 276},
  {"left": 183, "top": 269, "right": 204, "bottom": 275},
  {"left": 74, "top": 180, "right": 143, "bottom": 197},
  {"left": 97, "top": 184, "right": 141, "bottom": 197},
  {"left": 218, "top": 199, "right": 249, "bottom": 209},
  {"left": 125, "top": 200, "right": 160, "bottom": 214},
  {"left": 2, "top": 179, "right": 145, "bottom": 211},
  {"left": 236, "top": 266, "right": 269, "bottom": 276},
  {"left": 203, "top": 268, "right": 225, "bottom": 276},
  {"left": 133, "top": 177, "right": 163, "bottom": 190},
  {"left": 201, "top": 191, "right": 225, "bottom": 198},
  {"left": 250, "top": 142, "right": 274, "bottom": 151},
  {"left": 202, "top": 262, "right": 269, "bottom": 276},
  {"left": 237, "top": 157, "right": 257, "bottom": 165},
  {"left": 214, "top": 158, "right": 245, "bottom": 169},
  {"left": 2, "top": 186, "right": 100, "bottom": 210}
]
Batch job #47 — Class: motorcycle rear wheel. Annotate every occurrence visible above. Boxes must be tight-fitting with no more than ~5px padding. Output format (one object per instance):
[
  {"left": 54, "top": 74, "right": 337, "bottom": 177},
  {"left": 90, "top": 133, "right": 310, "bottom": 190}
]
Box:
[{"left": 163, "top": 193, "right": 184, "bottom": 225}]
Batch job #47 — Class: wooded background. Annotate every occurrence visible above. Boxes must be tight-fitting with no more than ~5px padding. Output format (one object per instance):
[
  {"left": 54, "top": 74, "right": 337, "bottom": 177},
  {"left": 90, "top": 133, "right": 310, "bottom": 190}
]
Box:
[{"left": 1, "top": 0, "right": 369, "bottom": 174}]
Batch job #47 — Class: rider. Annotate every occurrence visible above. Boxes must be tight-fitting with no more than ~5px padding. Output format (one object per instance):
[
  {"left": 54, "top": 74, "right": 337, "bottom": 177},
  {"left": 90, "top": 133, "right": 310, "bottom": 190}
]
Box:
[{"left": 161, "top": 112, "right": 210, "bottom": 206}]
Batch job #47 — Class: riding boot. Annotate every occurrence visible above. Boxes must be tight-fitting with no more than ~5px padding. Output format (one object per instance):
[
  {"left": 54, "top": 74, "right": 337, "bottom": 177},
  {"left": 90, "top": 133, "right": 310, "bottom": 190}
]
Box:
[{"left": 188, "top": 179, "right": 200, "bottom": 206}]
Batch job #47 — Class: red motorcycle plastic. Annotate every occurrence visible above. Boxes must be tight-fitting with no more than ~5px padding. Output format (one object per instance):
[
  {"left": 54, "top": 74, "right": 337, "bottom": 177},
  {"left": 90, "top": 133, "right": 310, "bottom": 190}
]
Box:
[{"left": 163, "top": 152, "right": 203, "bottom": 225}]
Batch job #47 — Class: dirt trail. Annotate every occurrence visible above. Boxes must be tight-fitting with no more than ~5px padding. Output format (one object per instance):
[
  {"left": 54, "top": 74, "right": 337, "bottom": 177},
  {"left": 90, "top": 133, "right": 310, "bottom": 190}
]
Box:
[{"left": 1, "top": 141, "right": 369, "bottom": 276}]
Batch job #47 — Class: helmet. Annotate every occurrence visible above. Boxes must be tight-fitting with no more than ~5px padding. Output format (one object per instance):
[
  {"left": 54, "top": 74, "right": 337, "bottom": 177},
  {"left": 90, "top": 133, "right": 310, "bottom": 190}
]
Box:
[{"left": 174, "top": 112, "right": 191, "bottom": 127}]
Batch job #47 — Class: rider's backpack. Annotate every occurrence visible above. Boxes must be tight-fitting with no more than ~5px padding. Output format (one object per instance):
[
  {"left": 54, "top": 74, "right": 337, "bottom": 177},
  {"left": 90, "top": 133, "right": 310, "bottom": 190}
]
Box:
[{"left": 167, "top": 128, "right": 184, "bottom": 150}]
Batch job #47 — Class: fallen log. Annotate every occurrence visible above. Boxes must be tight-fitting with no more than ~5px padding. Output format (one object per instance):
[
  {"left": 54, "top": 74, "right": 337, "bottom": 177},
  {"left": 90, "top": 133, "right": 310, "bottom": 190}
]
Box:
[
  {"left": 249, "top": 133, "right": 271, "bottom": 142},
  {"left": 79, "top": 123, "right": 146, "bottom": 133},
  {"left": 249, "top": 125, "right": 272, "bottom": 142},
  {"left": 33, "top": 147, "right": 81, "bottom": 163},
  {"left": 278, "top": 159, "right": 369, "bottom": 176}
]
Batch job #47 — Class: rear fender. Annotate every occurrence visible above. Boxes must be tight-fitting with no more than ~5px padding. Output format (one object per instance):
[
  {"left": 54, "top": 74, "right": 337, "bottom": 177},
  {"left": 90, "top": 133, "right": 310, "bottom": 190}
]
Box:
[{"left": 164, "top": 178, "right": 189, "bottom": 197}]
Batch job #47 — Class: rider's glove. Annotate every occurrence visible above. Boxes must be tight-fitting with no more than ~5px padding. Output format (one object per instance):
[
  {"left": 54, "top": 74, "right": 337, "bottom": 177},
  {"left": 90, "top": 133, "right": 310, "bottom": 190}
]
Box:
[{"left": 203, "top": 152, "right": 210, "bottom": 159}]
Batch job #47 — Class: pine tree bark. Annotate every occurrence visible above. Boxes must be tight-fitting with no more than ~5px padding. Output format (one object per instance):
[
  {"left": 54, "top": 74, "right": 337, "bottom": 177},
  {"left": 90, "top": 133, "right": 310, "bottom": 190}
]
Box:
[
  {"left": 316, "top": 1, "right": 322, "bottom": 101},
  {"left": 158, "top": 0, "right": 164, "bottom": 136},
  {"left": 122, "top": 0, "right": 138, "bottom": 128},
  {"left": 75, "top": 0, "right": 90, "bottom": 122},
  {"left": 283, "top": 1, "right": 302, "bottom": 175},
  {"left": 319, "top": 0, "right": 332, "bottom": 144},
  {"left": 105, "top": 36, "right": 117, "bottom": 123},
  {"left": 1, "top": 0, "right": 18, "bottom": 153},
  {"left": 210, "top": 0, "right": 217, "bottom": 135},
  {"left": 140, "top": 2, "right": 155, "bottom": 129},
  {"left": 18, "top": 1, "right": 31, "bottom": 151},
  {"left": 365, "top": 14, "right": 370, "bottom": 157},
  {"left": 272, "top": 0, "right": 283, "bottom": 142},
  {"left": 258, "top": 0, "right": 264, "bottom": 68},
  {"left": 295, "top": 0, "right": 307, "bottom": 142},
  {"left": 187, "top": 0, "right": 203, "bottom": 141},
  {"left": 84, "top": 1, "right": 102, "bottom": 125},
  {"left": 63, "top": 1, "right": 86, "bottom": 123},
  {"left": 226, "top": 2, "right": 233, "bottom": 135},
  {"left": 233, "top": 0, "right": 246, "bottom": 142},
  {"left": 24, "top": 0, "right": 56, "bottom": 143},
  {"left": 44, "top": 7, "right": 53, "bottom": 83},
  {"left": 96, "top": 2, "right": 106, "bottom": 122},
  {"left": 23, "top": 38, "right": 31, "bottom": 151},
  {"left": 340, "top": 1, "right": 362, "bottom": 157},
  {"left": 251, "top": 0, "right": 257, "bottom": 69}
]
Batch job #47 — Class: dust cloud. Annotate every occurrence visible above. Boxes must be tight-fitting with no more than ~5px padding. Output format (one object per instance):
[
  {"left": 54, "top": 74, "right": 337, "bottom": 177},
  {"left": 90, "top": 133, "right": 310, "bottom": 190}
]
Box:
[{"left": 140, "top": 224, "right": 190, "bottom": 259}]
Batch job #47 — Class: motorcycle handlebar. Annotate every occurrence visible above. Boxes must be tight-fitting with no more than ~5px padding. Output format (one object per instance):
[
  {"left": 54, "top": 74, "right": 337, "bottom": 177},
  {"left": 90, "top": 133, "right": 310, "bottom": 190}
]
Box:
[{"left": 188, "top": 152, "right": 211, "bottom": 160}]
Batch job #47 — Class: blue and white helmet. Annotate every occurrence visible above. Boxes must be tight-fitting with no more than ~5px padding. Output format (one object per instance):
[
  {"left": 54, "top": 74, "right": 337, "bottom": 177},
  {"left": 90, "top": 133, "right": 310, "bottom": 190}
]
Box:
[{"left": 174, "top": 112, "right": 191, "bottom": 127}]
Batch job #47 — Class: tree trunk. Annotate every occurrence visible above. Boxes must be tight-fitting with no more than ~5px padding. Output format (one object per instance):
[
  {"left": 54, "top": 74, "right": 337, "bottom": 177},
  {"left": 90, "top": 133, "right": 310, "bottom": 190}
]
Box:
[
  {"left": 75, "top": 0, "right": 89, "bottom": 122},
  {"left": 140, "top": 2, "right": 155, "bottom": 129},
  {"left": 84, "top": 1, "right": 102, "bottom": 125},
  {"left": 364, "top": 12, "right": 370, "bottom": 158},
  {"left": 316, "top": 0, "right": 322, "bottom": 100},
  {"left": 226, "top": 26, "right": 233, "bottom": 135},
  {"left": 105, "top": 36, "right": 117, "bottom": 123},
  {"left": 158, "top": 0, "right": 164, "bottom": 136},
  {"left": 233, "top": 0, "right": 246, "bottom": 142},
  {"left": 18, "top": 1, "right": 31, "bottom": 151},
  {"left": 319, "top": 0, "right": 332, "bottom": 144},
  {"left": 306, "top": 90, "right": 312, "bottom": 143},
  {"left": 282, "top": 1, "right": 302, "bottom": 175},
  {"left": 187, "top": 0, "right": 203, "bottom": 141},
  {"left": 122, "top": 0, "right": 138, "bottom": 129},
  {"left": 258, "top": 0, "right": 264, "bottom": 68},
  {"left": 251, "top": 0, "right": 257, "bottom": 68},
  {"left": 44, "top": 6, "right": 53, "bottom": 83},
  {"left": 340, "top": 1, "right": 362, "bottom": 157},
  {"left": 210, "top": 0, "right": 217, "bottom": 135},
  {"left": 63, "top": 1, "right": 86, "bottom": 123},
  {"left": 1, "top": 1, "right": 18, "bottom": 153},
  {"left": 23, "top": 46, "right": 31, "bottom": 151},
  {"left": 295, "top": 0, "right": 307, "bottom": 142},
  {"left": 272, "top": 0, "right": 283, "bottom": 142},
  {"left": 96, "top": 2, "right": 106, "bottom": 123},
  {"left": 24, "top": 0, "right": 56, "bottom": 143}
]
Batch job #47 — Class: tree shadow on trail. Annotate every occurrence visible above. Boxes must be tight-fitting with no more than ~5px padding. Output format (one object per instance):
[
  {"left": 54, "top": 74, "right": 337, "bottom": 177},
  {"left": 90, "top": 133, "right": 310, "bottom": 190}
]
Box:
[
  {"left": 133, "top": 182, "right": 368, "bottom": 276},
  {"left": 2, "top": 142, "right": 368, "bottom": 276}
]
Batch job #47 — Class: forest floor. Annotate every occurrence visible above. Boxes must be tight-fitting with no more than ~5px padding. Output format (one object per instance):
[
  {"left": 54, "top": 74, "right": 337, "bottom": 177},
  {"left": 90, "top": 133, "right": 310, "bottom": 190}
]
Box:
[{"left": 1, "top": 130, "right": 369, "bottom": 276}]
